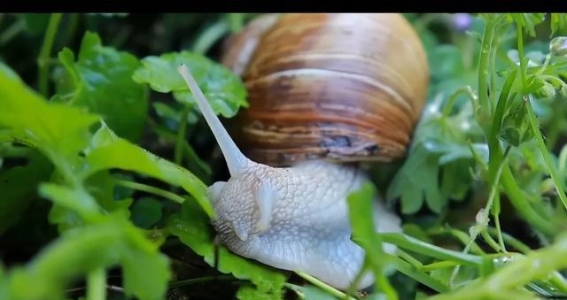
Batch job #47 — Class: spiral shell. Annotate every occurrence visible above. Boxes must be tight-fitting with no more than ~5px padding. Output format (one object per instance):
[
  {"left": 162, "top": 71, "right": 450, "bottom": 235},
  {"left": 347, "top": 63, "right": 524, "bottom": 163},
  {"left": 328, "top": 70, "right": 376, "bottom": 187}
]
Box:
[{"left": 221, "top": 13, "right": 429, "bottom": 167}]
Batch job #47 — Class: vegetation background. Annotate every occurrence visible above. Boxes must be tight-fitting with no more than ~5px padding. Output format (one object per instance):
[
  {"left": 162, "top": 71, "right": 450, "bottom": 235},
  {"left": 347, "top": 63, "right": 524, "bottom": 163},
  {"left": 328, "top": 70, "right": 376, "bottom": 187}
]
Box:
[{"left": 1, "top": 12, "right": 567, "bottom": 300}]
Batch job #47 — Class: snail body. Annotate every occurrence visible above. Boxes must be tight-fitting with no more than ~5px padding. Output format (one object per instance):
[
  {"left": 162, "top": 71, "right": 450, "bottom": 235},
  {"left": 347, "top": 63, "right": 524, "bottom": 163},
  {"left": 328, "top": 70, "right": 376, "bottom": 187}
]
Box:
[
  {"left": 179, "top": 65, "right": 399, "bottom": 290},
  {"left": 177, "top": 13, "right": 429, "bottom": 291}
]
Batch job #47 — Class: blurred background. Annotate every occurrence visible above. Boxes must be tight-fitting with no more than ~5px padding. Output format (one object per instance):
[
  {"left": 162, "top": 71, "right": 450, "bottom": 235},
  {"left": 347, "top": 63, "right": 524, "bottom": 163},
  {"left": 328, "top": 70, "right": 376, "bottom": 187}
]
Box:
[{"left": 1, "top": 13, "right": 567, "bottom": 299}]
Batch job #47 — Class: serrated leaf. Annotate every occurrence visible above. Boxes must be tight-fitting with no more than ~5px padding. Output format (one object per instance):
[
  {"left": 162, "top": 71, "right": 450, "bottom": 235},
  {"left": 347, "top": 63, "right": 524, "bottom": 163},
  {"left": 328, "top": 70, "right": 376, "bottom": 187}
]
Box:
[
  {"left": 440, "top": 160, "right": 474, "bottom": 201},
  {"left": 133, "top": 51, "right": 248, "bottom": 118},
  {"left": 0, "top": 214, "right": 171, "bottom": 300},
  {"left": 52, "top": 31, "right": 149, "bottom": 142},
  {"left": 387, "top": 143, "right": 445, "bottom": 214},
  {"left": 167, "top": 200, "right": 287, "bottom": 297}
]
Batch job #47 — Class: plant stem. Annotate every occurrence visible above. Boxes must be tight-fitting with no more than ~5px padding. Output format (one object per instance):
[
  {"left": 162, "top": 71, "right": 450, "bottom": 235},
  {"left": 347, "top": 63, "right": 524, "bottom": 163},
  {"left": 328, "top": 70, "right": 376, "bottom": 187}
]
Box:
[
  {"left": 296, "top": 271, "right": 355, "bottom": 300},
  {"left": 63, "top": 13, "right": 79, "bottom": 46},
  {"left": 174, "top": 105, "right": 191, "bottom": 166},
  {"left": 493, "top": 213, "right": 506, "bottom": 251},
  {"left": 192, "top": 20, "right": 229, "bottom": 55},
  {"left": 544, "top": 99, "right": 565, "bottom": 149},
  {"left": 441, "top": 86, "right": 477, "bottom": 117},
  {"left": 114, "top": 179, "right": 186, "bottom": 204},
  {"left": 427, "top": 228, "right": 486, "bottom": 255},
  {"left": 86, "top": 268, "right": 106, "bottom": 300},
  {"left": 559, "top": 144, "right": 567, "bottom": 176},
  {"left": 483, "top": 145, "right": 511, "bottom": 253},
  {"left": 515, "top": 18, "right": 528, "bottom": 87},
  {"left": 168, "top": 275, "right": 234, "bottom": 288},
  {"left": 38, "top": 13, "right": 63, "bottom": 97},
  {"left": 480, "top": 230, "right": 503, "bottom": 252},
  {"left": 477, "top": 17, "right": 497, "bottom": 116},
  {"left": 394, "top": 258, "right": 449, "bottom": 293},
  {"left": 0, "top": 18, "right": 26, "bottom": 45},
  {"left": 501, "top": 165, "right": 554, "bottom": 235},
  {"left": 379, "top": 233, "right": 483, "bottom": 266},
  {"left": 397, "top": 249, "right": 423, "bottom": 268},
  {"left": 525, "top": 96, "right": 567, "bottom": 211},
  {"left": 485, "top": 227, "right": 531, "bottom": 254},
  {"left": 421, "top": 261, "right": 459, "bottom": 272},
  {"left": 227, "top": 13, "right": 244, "bottom": 33}
]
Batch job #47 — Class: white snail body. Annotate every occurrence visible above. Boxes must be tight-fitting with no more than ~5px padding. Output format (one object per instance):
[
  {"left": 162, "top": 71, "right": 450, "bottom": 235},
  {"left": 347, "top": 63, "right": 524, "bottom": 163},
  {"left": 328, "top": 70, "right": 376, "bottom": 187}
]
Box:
[{"left": 178, "top": 65, "right": 401, "bottom": 290}]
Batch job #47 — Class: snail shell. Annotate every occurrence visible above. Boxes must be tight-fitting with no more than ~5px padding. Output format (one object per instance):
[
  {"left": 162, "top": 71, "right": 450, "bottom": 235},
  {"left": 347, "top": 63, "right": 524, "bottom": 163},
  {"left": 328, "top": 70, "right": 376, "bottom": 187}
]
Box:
[{"left": 221, "top": 13, "right": 429, "bottom": 167}]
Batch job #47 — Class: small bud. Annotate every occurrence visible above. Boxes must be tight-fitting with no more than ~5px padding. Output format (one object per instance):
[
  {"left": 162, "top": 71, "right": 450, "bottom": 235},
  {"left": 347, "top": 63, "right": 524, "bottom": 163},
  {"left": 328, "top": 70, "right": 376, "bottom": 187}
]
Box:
[
  {"left": 561, "top": 85, "right": 567, "bottom": 99},
  {"left": 539, "top": 178, "right": 557, "bottom": 196},
  {"left": 475, "top": 208, "right": 489, "bottom": 227},
  {"left": 452, "top": 13, "right": 474, "bottom": 32},
  {"left": 468, "top": 225, "right": 479, "bottom": 238},
  {"left": 550, "top": 36, "right": 567, "bottom": 57},
  {"left": 500, "top": 127, "right": 521, "bottom": 147},
  {"left": 534, "top": 81, "right": 557, "bottom": 99}
]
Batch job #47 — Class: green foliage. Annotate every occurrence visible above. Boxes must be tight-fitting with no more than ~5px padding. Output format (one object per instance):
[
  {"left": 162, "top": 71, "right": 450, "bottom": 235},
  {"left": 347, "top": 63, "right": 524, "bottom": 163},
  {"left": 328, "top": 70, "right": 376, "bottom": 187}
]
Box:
[
  {"left": 133, "top": 51, "right": 248, "bottom": 118},
  {"left": 52, "top": 31, "right": 149, "bottom": 142},
  {"left": 348, "top": 184, "right": 397, "bottom": 297},
  {"left": 0, "top": 57, "right": 208, "bottom": 298},
  {"left": 0, "top": 214, "right": 170, "bottom": 300},
  {"left": 0, "top": 150, "right": 52, "bottom": 234},
  {"left": 2, "top": 12, "right": 567, "bottom": 300}
]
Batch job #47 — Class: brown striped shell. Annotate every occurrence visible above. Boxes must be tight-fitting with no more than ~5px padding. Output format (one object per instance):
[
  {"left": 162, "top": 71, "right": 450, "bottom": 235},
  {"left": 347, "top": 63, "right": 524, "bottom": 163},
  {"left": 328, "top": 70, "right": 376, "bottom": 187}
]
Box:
[{"left": 221, "top": 13, "right": 429, "bottom": 167}]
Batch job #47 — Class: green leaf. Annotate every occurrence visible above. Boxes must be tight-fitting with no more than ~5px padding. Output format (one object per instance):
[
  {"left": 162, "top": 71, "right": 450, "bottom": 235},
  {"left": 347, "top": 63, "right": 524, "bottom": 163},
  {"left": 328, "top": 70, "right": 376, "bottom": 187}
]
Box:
[
  {"left": 0, "top": 150, "right": 53, "bottom": 235},
  {"left": 551, "top": 14, "right": 567, "bottom": 36},
  {"left": 42, "top": 183, "right": 103, "bottom": 232},
  {"left": 237, "top": 285, "right": 284, "bottom": 300},
  {"left": 509, "top": 13, "right": 547, "bottom": 37},
  {"left": 0, "top": 62, "right": 99, "bottom": 163},
  {"left": 387, "top": 143, "right": 445, "bottom": 214},
  {"left": 152, "top": 124, "right": 213, "bottom": 184},
  {"left": 499, "top": 98, "right": 534, "bottom": 147},
  {"left": 431, "top": 45, "right": 466, "bottom": 79},
  {"left": 0, "top": 214, "right": 171, "bottom": 300},
  {"left": 19, "top": 13, "right": 51, "bottom": 35},
  {"left": 347, "top": 183, "right": 397, "bottom": 295},
  {"left": 82, "top": 124, "right": 212, "bottom": 217},
  {"left": 440, "top": 160, "right": 474, "bottom": 201},
  {"left": 52, "top": 31, "right": 149, "bottom": 142},
  {"left": 167, "top": 200, "right": 287, "bottom": 297},
  {"left": 84, "top": 171, "right": 134, "bottom": 215},
  {"left": 133, "top": 51, "right": 248, "bottom": 118},
  {"left": 153, "top": 101, "right": 199, "bottom": 130},
  {"left": 130, "top": 197, "right": 163, "bottom": 229}
]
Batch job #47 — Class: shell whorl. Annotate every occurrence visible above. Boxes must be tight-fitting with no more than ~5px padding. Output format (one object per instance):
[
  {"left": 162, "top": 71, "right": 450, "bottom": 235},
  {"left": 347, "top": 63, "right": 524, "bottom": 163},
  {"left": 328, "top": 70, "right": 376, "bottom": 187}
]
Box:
[{"left": 222, "top": 13, "right": 429, "bottom": 167}]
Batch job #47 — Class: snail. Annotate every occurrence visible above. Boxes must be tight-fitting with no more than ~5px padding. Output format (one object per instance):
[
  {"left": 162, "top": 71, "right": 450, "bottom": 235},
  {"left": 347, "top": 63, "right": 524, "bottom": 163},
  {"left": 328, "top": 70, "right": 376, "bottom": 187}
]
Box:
[{"left": 176, "top": 13, "right": 429, "bottom": 291}]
